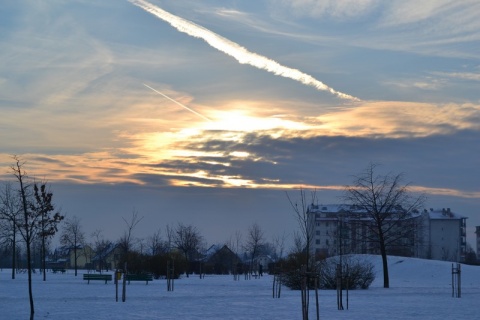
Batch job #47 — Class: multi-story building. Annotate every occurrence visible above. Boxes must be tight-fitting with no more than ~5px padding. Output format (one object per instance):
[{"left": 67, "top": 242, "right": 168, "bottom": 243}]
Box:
[
  {"left": 476, "top": 226, "right": 480, "bottom": 258},
  {"left": 308, "top": 205, "right": 467, "bottom": 263},
  {"left": 426, "top": 208, "right": 467, "bottom": 262}
]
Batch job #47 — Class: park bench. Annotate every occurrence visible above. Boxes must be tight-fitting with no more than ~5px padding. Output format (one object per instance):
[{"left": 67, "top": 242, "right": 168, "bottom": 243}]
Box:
[
  {"left": 52, "top": 268, "right": 66, "bottom": 274},
  {"left": 83, "top": 273, "right": 112, "bottom": 284},
  {"left": 125, "top": 273, "right": 153, "bottom": 285}
]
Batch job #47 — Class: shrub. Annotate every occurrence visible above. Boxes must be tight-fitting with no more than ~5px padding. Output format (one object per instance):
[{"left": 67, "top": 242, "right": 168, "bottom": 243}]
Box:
[
  {"left": 280, "top": 254, "right": 375, "bottom": 290},
  {"left": 318, "top": 255, "right": 375, "bottom": 290},
  {"left": 148, "top": 252, "right": 184, "bottom": 279},
  {"left": 278, "top": 252, "right": 318, "bottom": 290}
]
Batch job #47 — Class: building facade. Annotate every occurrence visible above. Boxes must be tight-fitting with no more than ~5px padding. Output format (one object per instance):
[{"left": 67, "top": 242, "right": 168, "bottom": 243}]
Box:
[
  {"left": 308, "top": 205, "right": 467, "bottom": 263},
  {"left": 476, "top": 226, "right": 480, "bottom": 258},
  {"left": 52, "top": 245, "right": 94, "bottom": 269},
  {"left": 426, "top": 208, "right": 467, "bottom": 262}
]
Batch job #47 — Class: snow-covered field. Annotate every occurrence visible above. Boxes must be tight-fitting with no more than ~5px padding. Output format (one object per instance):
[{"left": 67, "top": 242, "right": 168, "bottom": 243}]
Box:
[{"left": 1, "top": 255, "right": 479, "bottom": 319}]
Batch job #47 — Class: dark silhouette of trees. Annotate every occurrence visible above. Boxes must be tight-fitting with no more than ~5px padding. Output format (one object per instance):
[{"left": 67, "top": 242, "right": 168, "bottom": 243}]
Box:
[
  {"left": 91, "top": 229, "right": 113, "bottom": 272},
  {"left": 172, "top": 223, "right": 203, "bottom": 277},
  {"left": 227, "top": 230, "right": 243, "bottom": 280},
  {"left": 243, "top": 222, "right": 265, "bottom": 275},
  {"left": 118, "top": 210, "right": 143, "bottom": 255},
  {"left": 344, "top": 163, "right": 426, "bottom": 288},
  {"left": 118, "top": 209, "right": 143, "bottom": 271},
  {"left": 60, "top": 216, "right": 85, "bottom": 276},
  {"left": 147, "top": 228, "right": 167, "bottom": 256},
  {"left": 0, "top": 182, "right": 21, "bottom": 279}
]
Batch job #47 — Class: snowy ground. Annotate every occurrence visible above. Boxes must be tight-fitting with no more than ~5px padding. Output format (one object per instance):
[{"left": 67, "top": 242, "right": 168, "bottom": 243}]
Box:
[{"left": 1, "top": 255, "right": 479, "bottom": 319}]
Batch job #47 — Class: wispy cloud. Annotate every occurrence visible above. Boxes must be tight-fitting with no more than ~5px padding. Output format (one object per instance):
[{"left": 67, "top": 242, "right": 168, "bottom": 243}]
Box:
[
  {"left": 433, "top": 71, "right": 480, "bottom": 82},
  {"left": 272, "top": 0, "right": 380, "bottom": 19},
  {"left": 129, "top": 0, "right": 359, "bottom": 101},
  {"left": 143, "top": 84, "right": 212, "bottom": 122}
]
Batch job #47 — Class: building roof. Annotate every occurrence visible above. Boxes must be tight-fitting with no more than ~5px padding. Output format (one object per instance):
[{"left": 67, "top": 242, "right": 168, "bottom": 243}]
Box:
[
  {"left": 428, "top": 208, "right": 467, "bottom": 220},
  {"left": 308, "top": 203, "right": 422, "bottom": 217}
]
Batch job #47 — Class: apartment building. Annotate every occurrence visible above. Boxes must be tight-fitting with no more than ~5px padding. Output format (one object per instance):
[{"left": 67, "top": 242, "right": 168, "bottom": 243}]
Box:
[{"left": 308, "top": 204, "right": 467, "bottom": 262}]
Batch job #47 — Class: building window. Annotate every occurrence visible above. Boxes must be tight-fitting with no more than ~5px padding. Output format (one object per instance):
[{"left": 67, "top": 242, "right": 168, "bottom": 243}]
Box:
[
  {"left": 326, "top": 239, "right": 329, "bottom": 246},
  {"left": 315, "top": 239, "right": 320, "bottom": 245},
  {"left": 316, "top": 230, "right": 320, "bottom": 236}
]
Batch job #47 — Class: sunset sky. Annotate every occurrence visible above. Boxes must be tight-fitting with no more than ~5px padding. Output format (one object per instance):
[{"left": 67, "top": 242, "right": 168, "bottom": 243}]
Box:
[{"left": 1, "top": 0, "right": 479, "bottom": 247}]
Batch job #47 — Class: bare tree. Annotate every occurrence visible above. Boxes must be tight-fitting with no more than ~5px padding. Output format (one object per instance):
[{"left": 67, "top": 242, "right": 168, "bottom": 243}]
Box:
[
  {"left": 147, "top": 228, "right": 165, "bottom": 256},
  {"left": 271, "top": 232, "right": 287, "bottom": 262},
  {"left": 227, "top": 230, "right": 243, "bottom": 280},
  {"left": 165, "top": 224, "right": 175, "bottom": 253},
  {"left": 344, "top": 163, "right": 426, "bottom": 288},
  {"left": 244, "top": 222, "right": 265, "bottom": 276},
  {"left": 0, "top": 182, "right": 21, "bottom": 279},
  {"left": 118, "top": 209, "right": 143, "bottom": 256},
  {"left": 286, "top": 188, "right": 317, "bottom": 271},
  {"left": 60, "top": 216, "right": 85, "bottom": 276},
  {"left": 11, "top": 156, "right": 35, "bottom": 320},
  {"left": 91, "top": 229, "right": 113, "bottom": 272},
  {"left": 172, "top": 223, "right": 203, "bottom": 277}
]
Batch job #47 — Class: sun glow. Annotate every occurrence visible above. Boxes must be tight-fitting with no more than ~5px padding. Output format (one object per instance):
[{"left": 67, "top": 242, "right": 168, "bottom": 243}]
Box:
[{"left": 202, "top": 110, "right": 309, "bottom": 132}]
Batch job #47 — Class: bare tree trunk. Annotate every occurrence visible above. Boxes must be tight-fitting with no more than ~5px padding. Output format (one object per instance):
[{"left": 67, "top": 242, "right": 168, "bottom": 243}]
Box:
[
  {"left": 26, "top": 234, "right": 34, "bottom": 320},
  {"left": 42, "top": 234, "right": 47, "bottom": 281},
  {"left": 379, "top": 235, "right": 389, "bottom": 288},
  {"left": 74, "top": 246, "right": 78, "bottom": 276},
  {"left": 15, "top": 160, "right": 35, "bottom": 319},
  {"left": 11, "top": 228, "right": 16, "bottom": 280}
]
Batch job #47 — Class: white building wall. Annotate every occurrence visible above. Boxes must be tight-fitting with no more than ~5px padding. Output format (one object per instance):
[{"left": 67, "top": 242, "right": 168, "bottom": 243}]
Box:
[
  {"left": 429, "top": 219, "right": 461, "bottom": 261},
  {"left": 308, "top": 205, "right": 467, "bottom": 263},
  {"left": 476, "top": 227, "right": 480, "bottom": 258}
]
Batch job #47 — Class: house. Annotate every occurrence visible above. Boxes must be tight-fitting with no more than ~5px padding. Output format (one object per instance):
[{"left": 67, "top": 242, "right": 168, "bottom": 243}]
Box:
[
  {"left": 51, "top": 245, "right": 94, "bottom": 269},
  {"left": 203, "top": 245, "right": 242, "bottom": 275},
  {"left": 308, "top": 204, "right": 468, "bottom": 263},
  {"left": 91, "top": 243, "right": 123, "bottom": 271}
]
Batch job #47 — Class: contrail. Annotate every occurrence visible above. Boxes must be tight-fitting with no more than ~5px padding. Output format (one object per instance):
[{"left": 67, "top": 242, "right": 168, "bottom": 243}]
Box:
[
  {"left": 143, "top": 83, "right": 212, "bottom": 121},
  {"left": 129, "top": 0, "right": 360, "bottom": 102}
]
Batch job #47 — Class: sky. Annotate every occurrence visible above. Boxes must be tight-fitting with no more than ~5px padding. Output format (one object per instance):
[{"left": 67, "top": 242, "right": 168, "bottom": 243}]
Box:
[{"left": 0, "top": 0, "right": 479, "bottom": 248}]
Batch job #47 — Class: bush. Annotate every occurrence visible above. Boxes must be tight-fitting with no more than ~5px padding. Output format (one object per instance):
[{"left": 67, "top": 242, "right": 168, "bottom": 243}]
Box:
[
  {"left": 148, "top": 252, "right": 184, "bottom": 279},
  {"left": 278, "top": 252, "right": 318, "bottom": 290},
  {"left": 318, "top": 255, "right": 375, "bottom": 290},
  {"left": 280, "top": 254, "right": 375, "bottom": 290}
]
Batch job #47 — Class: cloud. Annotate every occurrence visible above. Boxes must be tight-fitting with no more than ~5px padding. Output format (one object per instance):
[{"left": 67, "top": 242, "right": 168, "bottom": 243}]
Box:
[
  {"left": 271, "top": 0, "right": 380, "bottom": 19},
  {"left": 129, "top": 0, "right": 358, "bottom": 101},
  {"left": 268, "top": 0, "right": 480, "bottom": 59},
  {"left": 10, "top": 96, "right": 477, "bottom": 189},
  {"left": 411, "top": 186, "right": 480, "bottom": 199},
  {"left": 433, "top": 71, "right": 480, "bottom": 82},
  {"left": 378, "top": 0, "right": 480, "bottom": 32},
  {"left": 384, "top": 77, "right": 447, "bottom": 91},
  {"left": 314, "top": 101, "right": 480, "bottom": 138}
]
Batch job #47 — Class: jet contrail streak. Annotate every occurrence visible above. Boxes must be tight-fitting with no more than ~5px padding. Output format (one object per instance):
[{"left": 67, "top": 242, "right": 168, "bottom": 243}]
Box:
[
  {"left": 143, "top": 83, "right": 212, "bottom": 121},
  {"left": 130, "top": 0, "right": 360, "bottom": 102}
]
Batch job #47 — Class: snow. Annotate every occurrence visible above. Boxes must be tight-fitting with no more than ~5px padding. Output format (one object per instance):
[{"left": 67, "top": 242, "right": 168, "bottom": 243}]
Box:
[{"left": 1, "top": 255, "right": 480, "bottom": 319}]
